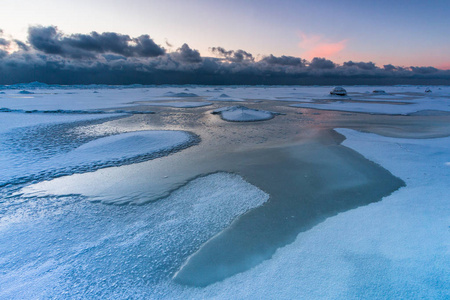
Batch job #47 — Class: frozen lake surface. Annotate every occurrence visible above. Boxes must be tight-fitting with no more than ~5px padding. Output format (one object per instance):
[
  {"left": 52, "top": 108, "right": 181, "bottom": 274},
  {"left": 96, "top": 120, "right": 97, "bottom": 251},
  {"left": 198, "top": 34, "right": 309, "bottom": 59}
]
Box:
[{"left": 1, "top": 84, "right": 449, "bottom": 299}]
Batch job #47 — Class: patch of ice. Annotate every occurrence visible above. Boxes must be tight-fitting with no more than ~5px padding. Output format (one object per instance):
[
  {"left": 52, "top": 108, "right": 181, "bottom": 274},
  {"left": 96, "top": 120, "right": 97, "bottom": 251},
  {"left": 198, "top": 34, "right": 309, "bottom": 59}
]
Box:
[
  {"left": 212, "top": 106, "right": 282, "bottom": 122},
  {"left": 0, "top": 173, "right": 269, "bottom": 299},
  {"left": 6, "top": 130, "right": 196, "bottom": 188},
  {"left": 208, "top": 94, "right": 244, "bottom": 102},
  {"left": 144, "top": 102, "right": 212, "bottom": 108},
  {"left": 291, "top": 96, "right": 450, "bottom": 115},
  {"left": 151, "top": 129, "right": 450, "bottom": 299}
]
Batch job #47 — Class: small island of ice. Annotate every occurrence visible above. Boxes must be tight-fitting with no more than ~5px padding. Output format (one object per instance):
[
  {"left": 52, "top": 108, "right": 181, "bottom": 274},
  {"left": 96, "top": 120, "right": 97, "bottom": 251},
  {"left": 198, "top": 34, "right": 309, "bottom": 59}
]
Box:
[
  {"left": 330, "top": 86, "right": 347, "bottom": 96},
  {"left": 212, "top": 105, "right": 282, "bottom": 122}
]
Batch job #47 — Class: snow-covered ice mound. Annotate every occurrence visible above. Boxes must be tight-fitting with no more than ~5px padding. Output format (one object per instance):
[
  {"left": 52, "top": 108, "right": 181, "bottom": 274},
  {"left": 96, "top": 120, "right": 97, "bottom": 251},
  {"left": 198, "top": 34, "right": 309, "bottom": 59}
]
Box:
[
  {"left": 144, "top": 102, "right": 212, "bottom": 108},
  {"left": 212, "top": 106, "right": 282, "bottom": 122},
  {"left": 4, "top": 130, "right": 197, "bottom": 188},
  {"left": 164, "top": 92, "right": 199, "bottom": 97},
  {"left": 372, "top": 89, "right": 386, "bottom": 94},
  {"left": 208, "top": 94, "right": 244, "bottom": 102}
]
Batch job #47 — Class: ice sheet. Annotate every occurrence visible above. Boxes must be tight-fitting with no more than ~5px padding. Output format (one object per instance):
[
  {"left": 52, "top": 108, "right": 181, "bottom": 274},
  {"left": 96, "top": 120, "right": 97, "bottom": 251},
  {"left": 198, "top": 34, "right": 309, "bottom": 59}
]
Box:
[
  {"left": 5, "top": 130, "right": 195, "bottom": 188},
  {"left": 162, "top": 129, "right": 450, "bottom": 299},
  {"left": 0, "top": 173, "right": 269, "bottom": 299}
]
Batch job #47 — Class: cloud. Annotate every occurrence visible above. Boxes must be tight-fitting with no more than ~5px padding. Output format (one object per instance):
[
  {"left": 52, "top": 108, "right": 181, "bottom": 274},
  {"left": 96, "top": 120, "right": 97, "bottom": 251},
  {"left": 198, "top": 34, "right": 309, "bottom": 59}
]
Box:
[
  {"left": 309, "top": 57, "right": 335, "bottom": 69},
  {"left": 260, "top": 55, "right": 306, "bottom": 67},
  {"left": 298, "top": 32, "right": 347, "bottom": 60},
  {"left": 27, "top": 25, "right": 165, "bottom": 59},
  {"left": 410, "top": 66, "right": 439, "bottom": 74},
  {"left": 210, "top": 47, "right": 254, "bottom": 63},
  {"left": 0, "top": 26, "right": 449, "bottom": 85},
  {"left": 172, "top": 43, "right": 202, "bottom": 63}
]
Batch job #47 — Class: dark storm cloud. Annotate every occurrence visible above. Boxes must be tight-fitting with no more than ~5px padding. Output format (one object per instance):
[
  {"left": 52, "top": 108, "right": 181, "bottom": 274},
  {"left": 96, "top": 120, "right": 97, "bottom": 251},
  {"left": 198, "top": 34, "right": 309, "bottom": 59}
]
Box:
[
  {"left": 210, "top": 47, "right": 254, "bottom": 63},
  {"left": 383, "top": 64, "right": 396, "bottom": 71},
  {"left": 0, "top": 38, "right": 10, "bottom": 46},
  {"left": 343, "top": 61, "right": 377, "bottom": 70},
  {"left": 0, "top": 25, "right": 449, "bottom": 85},
  {"left": 171, "top": 44, "right": 202, "bottom": 63},
  {"left": 410, "top": 66, "right": 439, "bottom": 74},
  {"left": 27, "top": 26, "right": 165, "bottom": 58},
  {"left": 14, "top": 40, "right": 29, "bottom": 51},
  {"left": 260, "top": 55, "right": 306, "bottom": 67},
  {"left": 309, "top": 57, "right": 335, "bottom": 69}
]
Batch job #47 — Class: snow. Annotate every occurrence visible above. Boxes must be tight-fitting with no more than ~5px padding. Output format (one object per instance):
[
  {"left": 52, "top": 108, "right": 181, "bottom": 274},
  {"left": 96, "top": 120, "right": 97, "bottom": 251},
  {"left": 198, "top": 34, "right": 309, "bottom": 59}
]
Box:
[
  {"left": 291, "top": 96, "right": 450, "bottom": 115},
  {"left": 212, "top": 105, "right": 282, "bottom": 122},
  {"left": 0, "top": 173, "right": 269, "bottom": 299},
  {"left": 152, "top": 129, "right": 450, "bottom": 299},
  {"left": 5, "top": 130, "right": 196, "bottom": 189},
  {"left": 208, "top": 93, "right": 244, "bottom": 102},
  {"left": 0, "top": 88, "right": 154, "bottom": 112},
  {"left": 1, "top": 84, "right": 450, "bottom": 298},
  {"left": 330, "top": 86, "right": 347, "bottom": 96},
  {"left": 163, "top": 92, "right": 199, "bottom": 97},
  {"left": 144, "top": 102, "right": 212, "bottom": 108}
]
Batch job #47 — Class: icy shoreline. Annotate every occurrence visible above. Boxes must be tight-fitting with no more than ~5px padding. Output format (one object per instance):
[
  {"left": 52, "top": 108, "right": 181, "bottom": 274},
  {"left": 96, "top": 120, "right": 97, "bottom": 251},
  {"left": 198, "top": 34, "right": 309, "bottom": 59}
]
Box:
[{"left": 166, "top": 128, "right": 450, "bottom": 299}]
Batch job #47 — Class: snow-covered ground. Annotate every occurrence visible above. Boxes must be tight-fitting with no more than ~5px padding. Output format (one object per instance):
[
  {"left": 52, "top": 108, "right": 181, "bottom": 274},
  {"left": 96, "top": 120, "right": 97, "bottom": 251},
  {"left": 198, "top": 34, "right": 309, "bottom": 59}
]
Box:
[{"left": 0, "top": 84, "right": 449, "bottom": 299}]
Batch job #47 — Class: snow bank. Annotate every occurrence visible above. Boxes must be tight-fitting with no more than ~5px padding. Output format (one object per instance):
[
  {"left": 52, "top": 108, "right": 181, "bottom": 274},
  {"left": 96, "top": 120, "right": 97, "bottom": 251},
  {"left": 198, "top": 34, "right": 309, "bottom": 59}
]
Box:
[
  {"left": 5, "top": 130, "right": 197, "bottom": 189},
  {"left": 212, "top": 106, "right": 282, "bottom": 122}
]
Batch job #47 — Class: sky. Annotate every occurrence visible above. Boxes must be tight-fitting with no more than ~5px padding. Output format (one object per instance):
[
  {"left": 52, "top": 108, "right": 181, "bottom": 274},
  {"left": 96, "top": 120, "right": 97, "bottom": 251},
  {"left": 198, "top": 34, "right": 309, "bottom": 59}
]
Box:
[
  {"left": 1, "top": 0, "right": 449, "bottom": 85},
  {"left": 3, "top": 0, "right": 450, "bottom": 68}
]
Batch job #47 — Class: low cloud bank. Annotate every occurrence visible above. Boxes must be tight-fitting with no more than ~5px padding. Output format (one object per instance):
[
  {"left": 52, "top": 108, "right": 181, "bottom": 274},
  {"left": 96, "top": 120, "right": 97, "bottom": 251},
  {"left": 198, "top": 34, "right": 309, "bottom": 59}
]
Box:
[{"left": 0, "top": 26, "right": 449, "bottom": 85}]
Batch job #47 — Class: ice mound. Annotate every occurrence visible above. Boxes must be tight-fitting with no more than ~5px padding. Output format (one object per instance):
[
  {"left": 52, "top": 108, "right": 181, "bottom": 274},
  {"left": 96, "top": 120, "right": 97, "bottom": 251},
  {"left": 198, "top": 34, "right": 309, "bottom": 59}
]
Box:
[
  {"left": 18, "top": 90, "right": 34, "bottom": 94},
  {"left": 372, "top": 89, "right": 386, "bottom": 94},
  {"left": 208, "top": 94, "right": 244, "bottom": 102},
  {"left": 330, "top": 86, "right": 347, "bottom": 96},
  {"left": 212, "top": 106, "right": 282, "bottom": 122},
  {"left": 145, "top": 102, "right": 212, "bottom": 108},
  {"left": 164, "top": 92, "right": 199, "bottom": 97},
  {"left": 4, "top": 130, "right": 197, "bottom": 188}
]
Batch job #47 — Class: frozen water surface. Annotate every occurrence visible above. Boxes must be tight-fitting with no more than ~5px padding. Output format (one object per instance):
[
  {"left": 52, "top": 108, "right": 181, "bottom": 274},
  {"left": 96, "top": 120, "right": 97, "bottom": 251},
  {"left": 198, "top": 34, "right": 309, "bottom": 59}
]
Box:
[
  {"left": 212, "top": 105, "right": 282, "bottom": 122},
  {"left": 1, "top": 84, "right": 450, "bottom": 298}
]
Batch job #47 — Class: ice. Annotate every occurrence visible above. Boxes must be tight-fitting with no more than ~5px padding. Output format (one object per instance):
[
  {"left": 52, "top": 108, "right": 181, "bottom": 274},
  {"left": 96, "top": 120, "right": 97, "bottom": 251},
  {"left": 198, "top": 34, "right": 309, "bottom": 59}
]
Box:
[
  {"left": 5, "top": 130, "right": 196, "bottom": 188},
  {"left": 212, "top": 105, "right": 282, "bottom": 122},
  {"left": 0, "top": 172, "right": 269, "bottom": 299},
  {"left": 18, "top": 90, "right": 34, "bottom": 94},
  {"left": 208, "top": 94, "right": 244, "bottom": 102},
  {"left": 163, "top": 92, "right": 199, "bottom": 97},
  {"left": 1, "top": 84, "right": 450, "bottom": 298},
  {"left": 153, "top": 129, "right": 450, "bottom": 299},
  {"left": 0, "top": 88, "right": 156, "bottom": 112},
  {"left": 290, "top": 85, "right": 450, "bottom": 115},
  {"left": 144, "top": 102, "right": 212, "bottom": 108}
]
